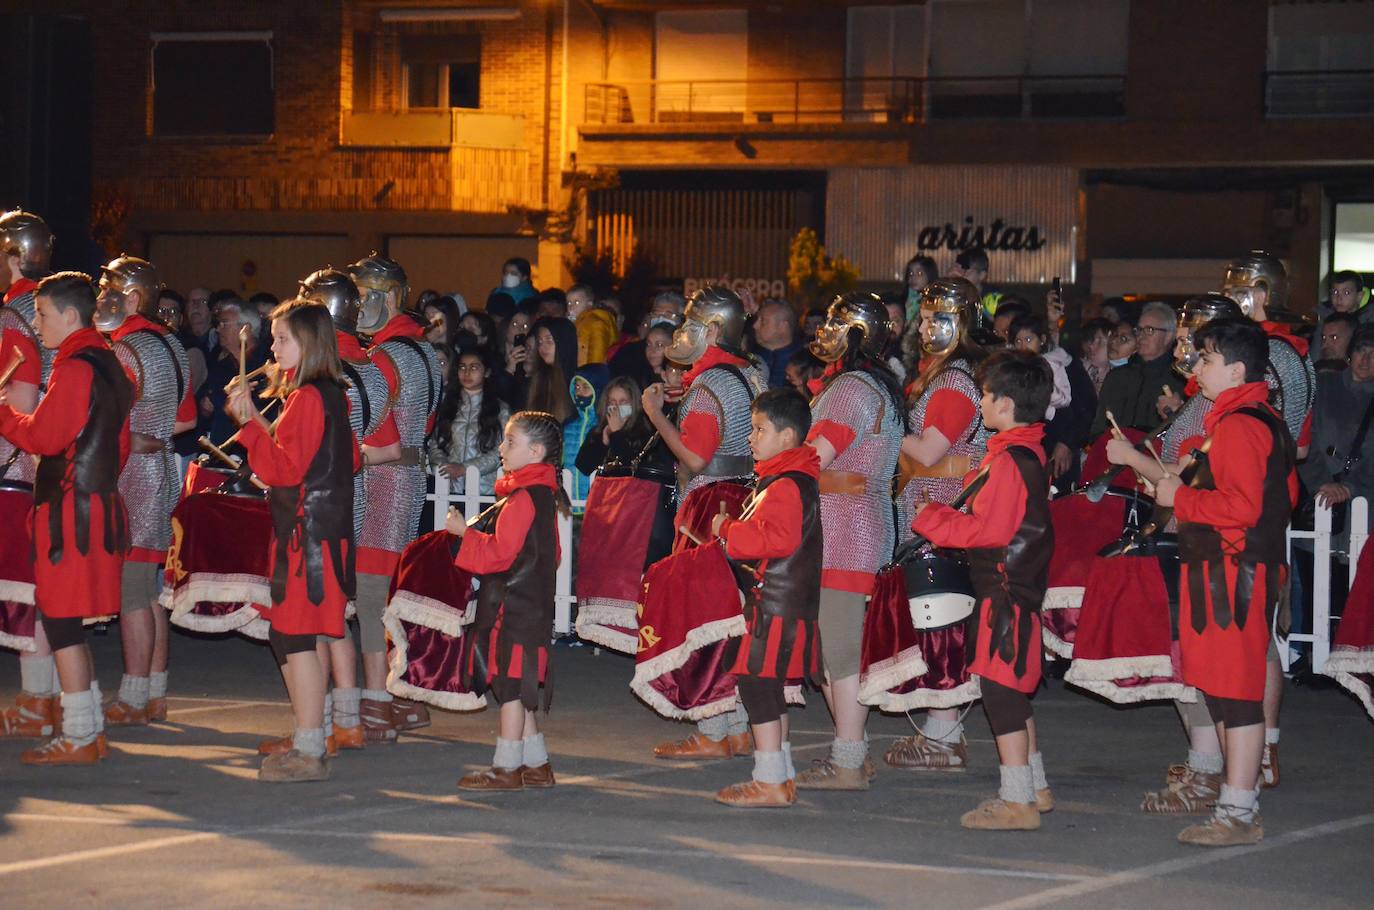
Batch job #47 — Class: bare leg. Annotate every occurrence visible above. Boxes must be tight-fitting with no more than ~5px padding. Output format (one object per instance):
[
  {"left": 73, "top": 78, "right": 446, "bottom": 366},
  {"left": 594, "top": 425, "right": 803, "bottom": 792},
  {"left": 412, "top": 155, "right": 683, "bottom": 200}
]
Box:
[
  {"left": 1219, "top": 722, "right": 1264, "bottom": 792},
  {"left": 54, "top": 644, "right": 93, "bottom": 694},
  {"left": 150, "top": 602, "right": 170, "bottom": 674},
  {"left": 752, "top": 718, "right": 782, "bottom": 752},
  {"left": 829, "top": 673, "right": 869, "bottom": 742},
  {"left": 283, "top": 651, "right": 326, "bottom": 731},
  {"left": 1263, "top": 657, "right": 1283, "bottom": 731},
  {"left": 118, "top": 607, "right": 154, "bottom": 678}
]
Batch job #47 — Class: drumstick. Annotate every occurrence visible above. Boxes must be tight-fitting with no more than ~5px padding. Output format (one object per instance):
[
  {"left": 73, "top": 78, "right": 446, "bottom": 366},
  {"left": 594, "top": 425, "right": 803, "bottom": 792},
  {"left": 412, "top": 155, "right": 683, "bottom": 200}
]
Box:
[
  {"left": 677, "top": 525, "right": 705, "bottom": 546},
  {"left": 1106, "top": 410, "right": 1170, "bottom": 477},
  {"left": 197, "top": 437, "right": 269, "bottom": 491},
  {"left": 0, "top": 349, "right": 26, "bottom": 389},
  {"left": 217, "top": 398, "right": 281, "bottom": 449},
  {"left": 238, "top": 325, "right": 249, "bottom": 386}
]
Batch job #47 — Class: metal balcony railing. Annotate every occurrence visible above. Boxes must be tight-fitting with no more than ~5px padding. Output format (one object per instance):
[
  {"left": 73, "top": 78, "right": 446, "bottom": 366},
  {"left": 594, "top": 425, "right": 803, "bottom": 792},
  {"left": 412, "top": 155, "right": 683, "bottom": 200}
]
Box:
[
  {"left": 1264, "top": 70, "right": 1374, "bottom": 118},
  {"left": 582, "top": 75, "right": 1125, "bottom": 126}
]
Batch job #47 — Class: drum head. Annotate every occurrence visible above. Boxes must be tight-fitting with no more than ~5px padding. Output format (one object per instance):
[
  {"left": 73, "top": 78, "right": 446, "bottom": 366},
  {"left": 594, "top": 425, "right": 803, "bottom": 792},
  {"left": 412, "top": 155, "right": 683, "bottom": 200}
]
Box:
[{"left": 909, "top": 591, "right": 977, "bottom": 631}]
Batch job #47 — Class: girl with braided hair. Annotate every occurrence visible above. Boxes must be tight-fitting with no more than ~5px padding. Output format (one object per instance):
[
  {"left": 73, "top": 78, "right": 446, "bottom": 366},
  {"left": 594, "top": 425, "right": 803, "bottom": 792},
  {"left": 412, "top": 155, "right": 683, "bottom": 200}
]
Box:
[{"left": 446, "top": 411, "right": 569, "bottom": 791}]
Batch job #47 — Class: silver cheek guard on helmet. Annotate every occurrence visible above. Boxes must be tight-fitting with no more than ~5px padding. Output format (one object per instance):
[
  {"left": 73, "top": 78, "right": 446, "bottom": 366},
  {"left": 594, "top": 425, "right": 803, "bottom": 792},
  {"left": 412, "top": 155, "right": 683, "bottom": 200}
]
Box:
[
  {"left": 93, "top": 280, "right": 129, "bottom": 334},
  {"left": 809, "top": 316, "right": 851, "bottom": 363},
  {"left": 665, "top": 318, "right": 709, "bottom": 365},
  {"left": 356, "top": 288, "right": 389, "bottom": 335},
  {"left": 922, "top": 311, "right": 960, "bottom": 355}
]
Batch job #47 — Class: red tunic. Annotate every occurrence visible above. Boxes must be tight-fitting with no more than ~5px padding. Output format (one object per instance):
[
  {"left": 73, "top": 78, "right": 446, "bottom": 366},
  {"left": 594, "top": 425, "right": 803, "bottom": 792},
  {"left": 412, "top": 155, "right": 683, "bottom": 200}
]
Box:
[
  {"left": 0, "top": 328, "right": 130, "bottom": 619},
  {"left": 915, "top": 424, "right": 1047, "bottom": 694},
  {"left": 1, "top": 277, "right": 42, "bottom": 387},
  {"left": 239, "top": 385, "right": 352, "bottom": 637},
  {"left": 1174, "top": 382, "right": 1297, "bottom": 701},
  {"left": 339, "top": 330, "right": 399, "bottom": 448},
  {"left": 456, "top": 463, "right": 563, "bottom": 574},
  {"left": 679, "top": 346, "right": 750, "bottom": 463}
]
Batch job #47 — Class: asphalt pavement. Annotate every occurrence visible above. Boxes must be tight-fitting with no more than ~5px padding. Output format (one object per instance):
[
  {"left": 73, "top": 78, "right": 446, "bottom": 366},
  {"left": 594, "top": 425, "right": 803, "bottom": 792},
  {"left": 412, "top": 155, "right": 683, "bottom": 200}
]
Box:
[{"left": 0, "top": 631, "right": 1370, "bottom": 909}]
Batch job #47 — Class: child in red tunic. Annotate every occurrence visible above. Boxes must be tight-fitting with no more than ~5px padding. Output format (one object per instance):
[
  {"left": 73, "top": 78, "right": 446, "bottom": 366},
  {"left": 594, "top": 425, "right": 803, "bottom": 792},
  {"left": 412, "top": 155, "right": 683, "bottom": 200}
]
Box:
[
  {"left": 1150, "top": 319, "right": 1296, "bottom": 847},
  {"left": 228, "top": 300, "right": 357, "bottom": 783},
  {"left": 0, "top": 273, "right": 132, "bottom": 765},
  {"left": 711, "top": 388, "right": 823, "bottom": 808},
  {"left": 447, "top": 411, "right": 567, "bottom": 791},
  {"left": 913, "top": 351, "right": 1055, "bottom": 830}
]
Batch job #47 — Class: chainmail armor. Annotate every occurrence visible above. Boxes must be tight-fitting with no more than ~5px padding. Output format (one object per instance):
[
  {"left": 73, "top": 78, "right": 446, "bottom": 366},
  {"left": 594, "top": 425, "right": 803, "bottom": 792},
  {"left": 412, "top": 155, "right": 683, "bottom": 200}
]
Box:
[
  {"left": 342, "top": 353, "right": 392, "bottom": 542},
  {"left": 1264, "top": 335, "right": 1314, "bottom": 443},
  {"left": 676, "top": 360, "right": 766, "bottom": 498},
  {"left": 895, "top": 358, "right": 990, "bottom": 540},
  {"left": 0, "top": 292, "right": 55, "bottom": 485},
  {"left": 811, "top": 370, "right": 902, "bottom": 577},
  {"left": 113, "top": 328, "right": 189, "bottom": 553},
  {"left": 358, "top": 338, "right": 442, "bottom": 555}
]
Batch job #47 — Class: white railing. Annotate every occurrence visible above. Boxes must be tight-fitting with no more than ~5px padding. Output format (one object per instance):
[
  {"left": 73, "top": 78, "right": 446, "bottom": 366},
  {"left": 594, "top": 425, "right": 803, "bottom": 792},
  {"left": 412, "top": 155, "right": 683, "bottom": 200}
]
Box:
[
  {"left": 426, "top": 465, "right": 587, "bottom": 635},
  {"left": 1284, "top": 497, "right": 1368, "bottom": 674}
]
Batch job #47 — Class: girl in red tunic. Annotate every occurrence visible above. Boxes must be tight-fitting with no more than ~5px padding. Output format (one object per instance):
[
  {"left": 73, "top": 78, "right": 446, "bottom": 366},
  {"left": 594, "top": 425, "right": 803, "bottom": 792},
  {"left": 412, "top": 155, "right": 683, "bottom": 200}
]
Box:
[
  {"left": 228, "top": 300, "right": 357, "bottom": 783},
  {"left": 446, "top": 411, "right": 567, "bottom": 792}
]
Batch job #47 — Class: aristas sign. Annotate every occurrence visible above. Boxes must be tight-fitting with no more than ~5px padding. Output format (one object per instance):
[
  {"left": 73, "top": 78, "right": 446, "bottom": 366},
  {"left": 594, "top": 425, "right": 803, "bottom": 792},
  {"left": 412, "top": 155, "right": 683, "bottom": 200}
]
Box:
[{"left": 916, "top": 216, "right": 1047, "bottom": 254}]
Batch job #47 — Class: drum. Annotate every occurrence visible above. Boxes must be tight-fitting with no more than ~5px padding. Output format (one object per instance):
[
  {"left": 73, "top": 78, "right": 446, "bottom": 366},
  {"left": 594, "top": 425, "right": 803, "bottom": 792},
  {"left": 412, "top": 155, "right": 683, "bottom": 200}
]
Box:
[
  {"left": 184, "top": 457, "right": 263, "bottom": 498},
  {"left": 900, "top": 544, "right": 975, "bottom": 631},
  {"left": 0, "top": 479, "right": 36, "bottom": 652},
  {"left": 164, "top": 489, "right": 273, "bottom": 637},
  {"left": 575, "top": 473, "right": 666, "bottom": 654},
  {"left": 629, "top": 542, "right": 746, "bottom": 720},
  {"left": 382, "top": 530, "right": 484, "bottom": 710},
  {"left": 671, "top": 481, "right": 752, "bottom": 555},
  {"left": 1324, "top": 538, "right": 1374, "bottom": 720},
  {"left": 1064, "top": 533, "right": 1190, "bottom": 703},
  {"left": 1042, "top": 486, "right": 1154, "bottom": 658}
]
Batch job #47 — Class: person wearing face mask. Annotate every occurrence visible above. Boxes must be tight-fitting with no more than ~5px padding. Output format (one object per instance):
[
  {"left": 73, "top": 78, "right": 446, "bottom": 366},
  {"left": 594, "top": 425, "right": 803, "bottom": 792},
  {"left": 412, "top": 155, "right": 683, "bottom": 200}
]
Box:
[
  {"left": 492, "top": 257, "right": 536, "bottom": 306},
  {"left": 563, "top": 364, "right": 608, "bottom": 510}
]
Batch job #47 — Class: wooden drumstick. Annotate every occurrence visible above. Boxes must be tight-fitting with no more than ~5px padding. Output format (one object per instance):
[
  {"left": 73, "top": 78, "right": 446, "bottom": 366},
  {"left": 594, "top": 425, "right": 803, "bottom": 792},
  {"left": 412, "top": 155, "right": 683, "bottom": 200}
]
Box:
[
  {"left": 0, "top": 348, "right": 26, "bottom": 389},
  {"left": 1106, "top": 410, "right": 1169, "bottom": 477},
  {"left": 217, "top": 398, "right": 281, "bottom": 449},
  {"left": 238, "top": 325, "right": 249, "bottom": 386},
  {"left": 197, "top": 437, "right": 269, "bottom": 491},
  {"left": 677, "top": 525, "right": 705, "bottom": 546}
]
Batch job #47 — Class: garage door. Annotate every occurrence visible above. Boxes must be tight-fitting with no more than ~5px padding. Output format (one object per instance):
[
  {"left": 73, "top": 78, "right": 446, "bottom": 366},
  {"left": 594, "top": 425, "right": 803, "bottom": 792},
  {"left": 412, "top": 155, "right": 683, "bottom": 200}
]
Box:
[{"left": 148, "top": 233, "right": 350, "bottom": 301}]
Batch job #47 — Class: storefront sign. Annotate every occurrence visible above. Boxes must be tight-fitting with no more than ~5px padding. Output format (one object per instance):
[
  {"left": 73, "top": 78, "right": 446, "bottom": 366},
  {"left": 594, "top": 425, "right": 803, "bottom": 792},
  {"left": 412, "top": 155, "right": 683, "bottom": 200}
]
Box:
[{"left": 683, "top": 276, "right": 788, "bottom": 299}]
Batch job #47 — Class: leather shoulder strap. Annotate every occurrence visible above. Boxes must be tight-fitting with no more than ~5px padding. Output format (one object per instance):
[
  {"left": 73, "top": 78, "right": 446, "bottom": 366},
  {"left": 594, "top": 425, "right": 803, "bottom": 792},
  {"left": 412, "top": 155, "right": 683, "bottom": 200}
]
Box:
[
  {"left": 132, "top": 327, "right": 186, "bottom": 403},
  {"left": 390, "top": 335, "right": 437, "bottom": 417},
  {"left": 340, "top": 361, "right": 371, "bottom": 433}
]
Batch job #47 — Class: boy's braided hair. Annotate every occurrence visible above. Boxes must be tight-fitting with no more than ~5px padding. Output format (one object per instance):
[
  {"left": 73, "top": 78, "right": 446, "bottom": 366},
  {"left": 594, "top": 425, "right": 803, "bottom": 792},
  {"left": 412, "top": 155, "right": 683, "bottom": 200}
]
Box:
[{"left": 509, "top": 410, "right": 571, "bottom": 516}]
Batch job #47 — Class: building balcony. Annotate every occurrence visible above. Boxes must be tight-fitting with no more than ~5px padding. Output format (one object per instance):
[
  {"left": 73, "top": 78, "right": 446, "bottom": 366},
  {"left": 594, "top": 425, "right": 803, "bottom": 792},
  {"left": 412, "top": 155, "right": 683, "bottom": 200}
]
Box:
[
  {"left": 582, "top": 74, "right": 1126, "bottom": 128},
  {"left": 1264, "top": 70, "right": 1374, "bottom": 118},
  {"left": 340, "top": 108, "right": 526, "bottom": 149}
]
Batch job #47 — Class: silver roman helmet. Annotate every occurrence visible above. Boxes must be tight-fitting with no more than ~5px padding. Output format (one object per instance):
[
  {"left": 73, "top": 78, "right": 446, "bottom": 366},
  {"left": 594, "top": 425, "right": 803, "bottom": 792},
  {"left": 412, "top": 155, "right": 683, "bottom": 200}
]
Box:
[
  {"left": 348, "top": 252, "right": 408, "bottom": 334},
  {"left": 0, "top": 209, "right": 54, "bottom": 280},
  {"left": 300, "top": 267, "right": 362, "bottom": 334},
  {"left": 1221, "top": 251, "right": 1288, "bottom": 318},
  {"left": 664, "top": 285, "right": 746, "bottom": 365},
  {"left": 1174, "top": 293, "right": 1243, "bottom": 377},
  {"left": 915, "top": 277, "right": 979, "bottom": 356},
  {"left": 94, "top": 254, "right": 163, "bottom": 333},
  {"left": 810, "top": 292, "right": 892, "bottom": 364}
]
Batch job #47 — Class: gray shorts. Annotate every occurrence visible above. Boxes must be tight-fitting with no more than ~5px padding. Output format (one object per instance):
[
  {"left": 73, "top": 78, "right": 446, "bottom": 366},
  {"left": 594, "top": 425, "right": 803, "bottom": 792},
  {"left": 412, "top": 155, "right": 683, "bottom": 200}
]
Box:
[
  {"left": 121, "top": 561, "right": 162, "bottom": 614},
  {"left": 818, "top": 587, "right": 867, "bottom": 682}
]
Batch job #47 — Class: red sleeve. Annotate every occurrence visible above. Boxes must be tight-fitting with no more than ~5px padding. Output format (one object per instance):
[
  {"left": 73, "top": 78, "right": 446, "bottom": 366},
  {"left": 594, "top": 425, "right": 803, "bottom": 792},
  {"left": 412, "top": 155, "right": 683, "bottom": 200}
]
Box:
[
  {"left": 922, "top": 388, "right": 976, "bottom": 443},
  {"left": 0, "top": 357, "right": 94, "bottom": 454},
  {"left": 0, "top": 330, "right": 41, "bottom": 387},
  {"left": 720, "top": 477, "right": 802, "bottom": 560},
  {"left": 176, "top": 382, "right": 197, "bottom": 423},
  {"left": 913, "top": 451, "right": 1026, "bottom": 548},
  {"left": 1174, "top": 414, "right": 1272, "bottom": 531},
  {"left": 456, "top": 488, "right": 534, "bottom": 574},
  {"left": 239, "top": 387, "right": 323, "bottom": 487},
  {"left": 680, "top": 411, "right": 721, "bottom": 462},
  {"left": 364, "top": 413, "right": 400, "bottom": 447},
  {"left": 806, "top": 418, "right": 857, "bottom": 457},
  {"left": 1296, "top": 410, "right": 1312, "bottom": 449}
]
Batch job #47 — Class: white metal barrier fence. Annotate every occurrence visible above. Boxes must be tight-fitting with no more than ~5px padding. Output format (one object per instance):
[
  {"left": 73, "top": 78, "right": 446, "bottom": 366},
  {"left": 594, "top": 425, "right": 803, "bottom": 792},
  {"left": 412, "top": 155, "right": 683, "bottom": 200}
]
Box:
[
  {"left": 426, "top": 465, "right": 587, "bottom": 635},
  {"left": 1284, "top": 497, "right": 1368, "bottom": 674}
]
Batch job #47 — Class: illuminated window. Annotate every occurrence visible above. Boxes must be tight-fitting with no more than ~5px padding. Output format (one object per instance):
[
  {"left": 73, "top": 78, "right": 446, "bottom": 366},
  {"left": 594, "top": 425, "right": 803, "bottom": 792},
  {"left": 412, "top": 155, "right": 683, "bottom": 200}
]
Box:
[{"left": 401, "top": 35, "right": 481, "bottom": 109}]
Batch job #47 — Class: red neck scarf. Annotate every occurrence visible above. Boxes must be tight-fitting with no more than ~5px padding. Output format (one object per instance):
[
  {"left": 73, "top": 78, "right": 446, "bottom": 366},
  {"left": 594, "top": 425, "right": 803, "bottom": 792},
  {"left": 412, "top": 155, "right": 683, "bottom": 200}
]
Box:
[
  {"left": 1203, "top": 381, "right": 1271, "bottom": 434},
  {"left": 53, "top": 326, "right": 108, "bottom": 364},
  {"left": 755, "top": 444, "right": 821, "bottom": 480},
  {"left": 682, "top": 346, "right": 747, "bottom": 390},
  {"left": 495, "top": 462, "right": 559, "bottom": 497},
  {"left": 986, "top": 423, "right": 1046, "bottom": 461},
  {"left": 807, "top": 361, "right": 843, "bottom": 397}
]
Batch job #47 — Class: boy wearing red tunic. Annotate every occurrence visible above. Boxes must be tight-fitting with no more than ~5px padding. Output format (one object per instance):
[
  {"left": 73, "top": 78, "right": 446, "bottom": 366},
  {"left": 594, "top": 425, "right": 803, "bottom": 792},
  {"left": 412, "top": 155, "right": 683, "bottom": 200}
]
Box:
[
  {"left": 1151, "top": 318, "right": 1296, "bottom": 846},
  {"left": 0, "top": 272, "right": 133, "bottom": 765},
  {"left": 711, "top": 388, "right": 823, "bottom": 808},
  {"left": 913, "top": 351, "right": 1055, "bottom": 830}
]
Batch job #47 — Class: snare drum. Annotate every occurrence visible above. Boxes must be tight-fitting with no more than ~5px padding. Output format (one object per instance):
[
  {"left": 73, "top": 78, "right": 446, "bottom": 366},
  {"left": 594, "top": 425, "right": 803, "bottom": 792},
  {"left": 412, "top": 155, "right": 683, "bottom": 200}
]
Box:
[
  {"left": 0, "top": 478, "right": 36, "bottom": 652},
  {"left": 901, "top": 546, "right": 976, "bottom": 631},
  {"left": 184, "top": 457, "right": 263, "bottom": 498}
]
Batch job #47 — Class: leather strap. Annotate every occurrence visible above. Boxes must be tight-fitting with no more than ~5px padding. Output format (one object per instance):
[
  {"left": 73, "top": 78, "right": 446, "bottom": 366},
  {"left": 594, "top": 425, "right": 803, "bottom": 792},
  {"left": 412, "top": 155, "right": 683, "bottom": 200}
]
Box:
[
  {"left": 819, "top": 470, "right": 866, "bottom": 495},
  {"left": 897, "top": 451, "right": 972, "bottom": 492},
  {"left": 130, "top": 432, "right": 165, "bottom": 454}
]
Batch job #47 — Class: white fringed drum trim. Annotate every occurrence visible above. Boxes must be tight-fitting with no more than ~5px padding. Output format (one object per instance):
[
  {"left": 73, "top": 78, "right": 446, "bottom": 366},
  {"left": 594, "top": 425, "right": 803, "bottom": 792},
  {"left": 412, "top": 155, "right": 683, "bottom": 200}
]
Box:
[
  {"left": 629, "top": 615, "right": 746, "bottom": 721},
  {"left": 867, "top": 678, "right": 982, "bottom": 713},
  {"left": 1064, "top": 656, "right": 1185, "bottom": 704},
  {"left": 1043, "top": 586, "right": 1083, "bottom": 612},
  {"left": 857, "top": 645, "right": 930, "bottom": 706},
  {"left": 167, "top": 574, "right": 270, "bottom": 613},
  {"left": 82, "top": 614, "right": 116, "bottom": 626},
  {"left": 382, "top": 610, "right": 487, "bottom": 712},
  {"left": 386, "top": 591, "right": 475, "bottom": 637},
  {"left": 784, "top": 683, "right": 805, "bottom": 706},
  {"left": 169, "top": 602, "right": 265, "bottom": 636},
  {"left": 1041, "top": 627, "right": 1074, "bottom": 660},
  {"left": 1324, "top": 648, "right": 1374, "bottom": 720},
  {"left": 574, "top": 600, "right": 639, "bottom": 654},
  {"left": 0, "top": 580, "right": 35, "bottom": 604},
  {"left": 0, "top": 630, "right": 35, "bottom": 652},
  {"left": 239, "top": 617, "right": 270, "bottom": 641}
]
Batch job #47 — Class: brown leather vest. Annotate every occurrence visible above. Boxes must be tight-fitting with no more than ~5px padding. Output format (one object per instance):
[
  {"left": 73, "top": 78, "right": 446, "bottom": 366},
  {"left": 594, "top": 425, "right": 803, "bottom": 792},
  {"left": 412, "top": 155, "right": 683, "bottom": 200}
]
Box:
[
  {"left": 474, "top": 484, "right": 557, "bottom": 639},
  {"left": 269, "top": 380, "right": 356, "bottom": 605},
  {"left": 1176, "top": 403, "right": 1293, "bottom": 633},
  {"left": 740, "top": 471, "right": 822, "bottom": 623},
  {"left": 963, "top": 445, "right": 1053, "bottom": 678},
  {"left": 34, "top": 348, "right": 134, "bottom": 563}
]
